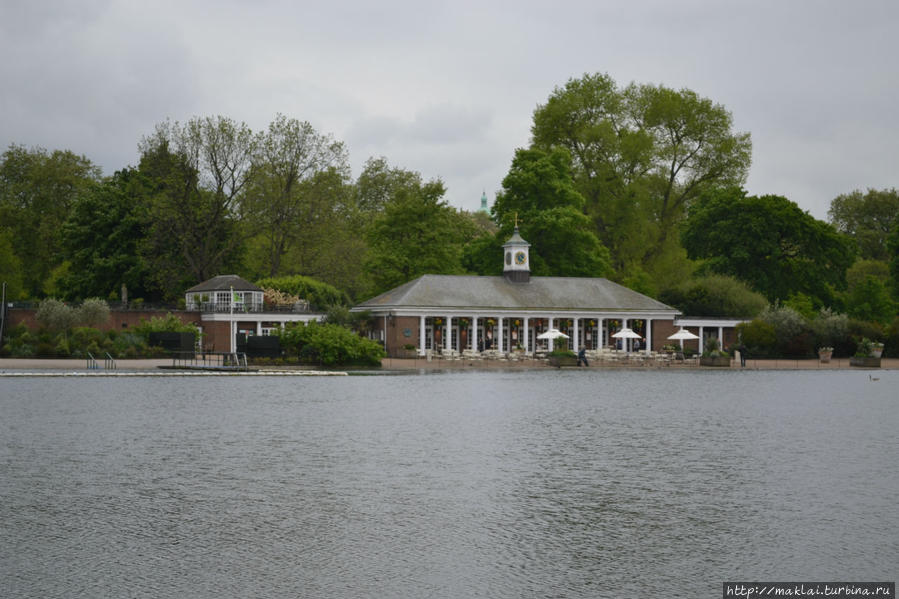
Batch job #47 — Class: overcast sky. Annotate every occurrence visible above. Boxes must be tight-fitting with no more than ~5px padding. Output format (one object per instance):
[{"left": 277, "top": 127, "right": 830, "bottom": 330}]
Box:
[{"left": 2, "top": 0, "right": 897, "bottom": 219}]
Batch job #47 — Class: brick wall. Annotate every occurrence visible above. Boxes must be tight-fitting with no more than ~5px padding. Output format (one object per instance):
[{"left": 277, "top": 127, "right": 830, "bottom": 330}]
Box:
[{"left": 6, "top": 308, "right": 202, "bottom": 335}]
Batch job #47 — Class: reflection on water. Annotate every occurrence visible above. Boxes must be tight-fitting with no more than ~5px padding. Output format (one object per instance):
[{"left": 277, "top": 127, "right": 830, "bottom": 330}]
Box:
[{"left": 1, "top": 370, "right": 897, "bottom": 598}]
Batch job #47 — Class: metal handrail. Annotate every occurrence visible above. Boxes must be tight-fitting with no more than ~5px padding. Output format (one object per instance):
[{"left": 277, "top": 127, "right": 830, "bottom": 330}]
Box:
[
  {"left": 104, "top": 352, "right": 117, "bottom": 370},
  {"left": 86, "top": 352, "right": 99, "bottom": 370}
]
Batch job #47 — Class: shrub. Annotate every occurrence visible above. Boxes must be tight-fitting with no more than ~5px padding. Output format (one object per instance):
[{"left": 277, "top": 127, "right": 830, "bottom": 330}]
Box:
[
  {"left": 809, "top": 308, "right": 850, "bottom": 355},
  {"left": 736, "top": 320, "right": 777, "bottom": 357},
  {"left": 658, "top": 275, "right": 767, "bottom": 318},
  {"left": 758, "top": 304, "right": 813, "bottom": 357},
  {"left": 76, "top": 298, "right": 111, "bottom": 328},
  {"left": 702, "top": 337, "right": 728, "bottom": 357},
  {"left": 35, "top": 298, "right": 77, "bottom": 334},
  {"left": 884, "top": 316, "right": 899, "bottom": 358},
  {"left": 278, "top": 321, "right": 385, "bottom": 366},
  {"left": 70, "top": 327, "right": 105, "bottom": 350},
  {"left": 132, "top": 314, "right": 198, "bottom": 341},
  {"left": 256, "top": 275, "right": 350, "bottom": 310}
]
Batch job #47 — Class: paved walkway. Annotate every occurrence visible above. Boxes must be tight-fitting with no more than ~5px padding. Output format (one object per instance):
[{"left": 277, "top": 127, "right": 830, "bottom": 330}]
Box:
[
  {"left": 2, "top": 357, "right": 896, "bottom": 372},
  {"left": 380, "top": 356, "right": 899, "bottom": 371}
]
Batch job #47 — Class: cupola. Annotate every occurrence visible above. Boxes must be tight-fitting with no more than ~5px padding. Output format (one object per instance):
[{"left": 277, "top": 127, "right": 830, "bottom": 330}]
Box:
[{"left": 502, "top": 226, "right": 530, "bottom": 283}]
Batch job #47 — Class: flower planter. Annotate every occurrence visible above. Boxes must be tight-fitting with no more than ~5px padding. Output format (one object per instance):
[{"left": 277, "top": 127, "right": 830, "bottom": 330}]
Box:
[
  {"left": 849, "top": 357, "right": 881, "bottom": 368},
  {"left": 549, "top": 355, "right": 577, "bottom": 368},
  {"left": 871, "top": 345, "right": 884, "bottom": 359},
  {"left": 700, "top": 356, "right": 731, "bottom": 367},
  {"left": 818, "top": 350, "right": 833, "bottom": 363}
]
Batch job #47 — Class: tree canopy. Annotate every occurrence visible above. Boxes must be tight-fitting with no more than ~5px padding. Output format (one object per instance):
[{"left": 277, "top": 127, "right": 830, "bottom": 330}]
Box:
[
  {"left": 682, "top": 188, "right": 855, "bottom": 305},
  {"left": 466, "top": 147, "right": 611, "bottom": 277},
  {"left": 364, "top": 166, "right": 482, "bottom": 296},
  {"left": 0, "top": 145, "right": 100, "bottom": 297},
  {"left": 531, "top": 73, "right": 752, "bottom": 275},
  {"left": 828, "top": 188, "right": 899, "bottom": 261}
]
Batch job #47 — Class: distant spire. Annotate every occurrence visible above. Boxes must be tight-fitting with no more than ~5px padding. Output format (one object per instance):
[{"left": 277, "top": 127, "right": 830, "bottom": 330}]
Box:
[{"left": 479, "top": 190, "right": 489, "bottom": 213}]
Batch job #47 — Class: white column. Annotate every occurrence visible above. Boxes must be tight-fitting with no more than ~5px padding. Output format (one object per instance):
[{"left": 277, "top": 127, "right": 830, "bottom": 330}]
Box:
[
  {"left": 446, "top": 316, "right": 453, "bottom": 352},
  {"left": 718, "top": 326, "right": 724, "bottom": 350},
  {"left": 645, "top": 319, "right": 652, "bottom": 355},
  {"left": 497, "top": 317, "right": 504, "bottom": 352},
  {"left": 573, "top": 317, "right": 579, "bottom": 353},
  {"left": 699, "top": 326, "right": 704, "bottom": 354},
  {"left": 523, "top": 317, "right": 529, "bottom": 354},
  {"left": 256, "top": 321, "right": 262, "bottom": 336},
  {"left": 419, "top": 315, "right": 426, "bottom": 356},
  {"left": 471, "top": 316, "right": 478, "bottom": 353},
  {"left": 548, "top": 317, "right": 554, "bottom": 352}
]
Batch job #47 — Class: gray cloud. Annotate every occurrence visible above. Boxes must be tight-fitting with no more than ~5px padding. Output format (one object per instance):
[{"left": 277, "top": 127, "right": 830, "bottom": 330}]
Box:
[{"left": 1, "top": 0, "right": 896, "bottom": 217}]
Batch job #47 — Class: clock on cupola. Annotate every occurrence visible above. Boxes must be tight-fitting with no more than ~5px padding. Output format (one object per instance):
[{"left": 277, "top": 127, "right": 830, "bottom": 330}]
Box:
[{"left": 502, "top": 224, "right": 531, "bottom": 283}]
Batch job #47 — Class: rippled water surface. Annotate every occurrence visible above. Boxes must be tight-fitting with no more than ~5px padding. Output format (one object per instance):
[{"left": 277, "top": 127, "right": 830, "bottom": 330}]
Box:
[{"left": 2, "top": 370, "right": 897, "bottom": 598}]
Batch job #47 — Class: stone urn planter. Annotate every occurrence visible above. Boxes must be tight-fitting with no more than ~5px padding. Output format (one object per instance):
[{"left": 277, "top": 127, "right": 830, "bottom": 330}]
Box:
[
  {"left": 818, "top": 348, "right": 833, "bottom": 363},
  {"left": 700, "top": 356, "right": 731, "bottom": 367},
  {"left": 548, "top": 354, "right": 578, "bottom": 368},
  {"left": 850, "top": 356, "right": 881, "bottom": 368},
  {"left": 871, "top": 343, "right": 884, "bottom": 359}
]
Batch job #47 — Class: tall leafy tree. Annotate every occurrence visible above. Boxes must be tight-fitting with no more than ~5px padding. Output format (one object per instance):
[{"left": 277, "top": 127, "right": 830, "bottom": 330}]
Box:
[
  {"left": 0, "top": 228, "right": 24, "bottom": 300},
  {"left": 243, "top": 114, "right": 349, "bottom": 277},
  {"left": 531, "top": 73, "right": 751, "bottom": 272},
  {"left": 0, "top": 144, "right": 100, "bottom": 297},
  {"left": 60, "top": 168, "right": 155, "bottom": 301},
  {"left": 354, "top": 156, "right": 425, "bottom": 215},
  {"left": 468, "top": 147, "right": 611, "bottom": 277},
  {"left": 828, "top": 188, "right": 899, "bottom": 261},
  {"left": 364, "top": 167, "right": 480, "bottom": 296},
  {"left": 682, "top": 187, "right": 855, "bottom": 305},
  {"left": 887, "top": 223, "right": 899, "bottom": 300},
  {"left": 137, "top": 136, "right": 245, "bottom": 298}
]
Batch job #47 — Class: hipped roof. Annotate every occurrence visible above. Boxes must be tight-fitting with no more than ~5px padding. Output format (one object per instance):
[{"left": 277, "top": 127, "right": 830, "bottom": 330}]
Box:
[
  {"left": 185, "top": 275, "right": 263, "bottom": 293},
  {"left": 354, "top": 275, "right": 677, "bottom": 314}
]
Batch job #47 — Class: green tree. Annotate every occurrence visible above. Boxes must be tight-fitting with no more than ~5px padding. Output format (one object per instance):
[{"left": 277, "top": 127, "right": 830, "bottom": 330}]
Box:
[
  {"left": 354, "top": 156, "right": 424, "bottom": 215},
  {"left": 60, "top": 169, "right": 155, "bottom": 301},
  {"left": 887, "top": 223, "right": 899, "bottom": 300},
  {"left": 0, "top": 228, "right": 25, "bottom": 300},
  {"left": 682, "top": 187, "right": 855, "bottom": 305},
  {"left": 243, "top": 114, "right": 349, "bottom": 277},
  {"left": 828, "top": 188, "right": 899, "bottom": 261},
  {"left": 466, "top": 147, "right": 611, "bottom": 278},
  {"left": 137, "top": 135, "right": 245, "bottom": 298},
  {"left": 0, "top": 144, "right": 101, "bottom": 297},
  {"left": 844, "top": 276, "right": 896, "bottom": 324},
  {"left": 364, "top": 166, "right": 480, "bottom": 295},
  {"left": 531, "top": 73, "right": 751, "bottom": 272}
]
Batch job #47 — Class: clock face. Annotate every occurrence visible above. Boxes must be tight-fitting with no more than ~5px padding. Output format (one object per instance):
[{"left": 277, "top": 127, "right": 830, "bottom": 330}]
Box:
[{"left": 515, "top": 251, "right": 527, "bottom": 265}]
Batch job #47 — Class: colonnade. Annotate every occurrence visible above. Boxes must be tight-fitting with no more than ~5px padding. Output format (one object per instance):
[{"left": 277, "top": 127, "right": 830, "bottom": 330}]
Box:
[{"left": 415, "top": 315, "right": 654, "bottom": 356}]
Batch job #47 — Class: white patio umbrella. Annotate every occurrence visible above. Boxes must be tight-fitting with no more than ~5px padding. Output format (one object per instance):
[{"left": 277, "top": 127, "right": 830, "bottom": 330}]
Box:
[
  {"left": 611, "top": 327, "right": 641, "bottom": 339},
  {"left": 537, "top": 328, "right": 569, "bottom": 351},
  {"left": 667, "top": 328, "right": 699, "bottom": 349},
  {"left": 612, "top": 327, "right": 642, "bottom": 352},
  {"left": 537, "top": 328, "right": 569, "bottom": 340}
]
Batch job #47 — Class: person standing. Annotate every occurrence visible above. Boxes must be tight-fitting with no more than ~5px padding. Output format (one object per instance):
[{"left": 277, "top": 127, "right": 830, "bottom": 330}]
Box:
[{"left": 577, "top": 346, "right": 589, "bottom": 367}]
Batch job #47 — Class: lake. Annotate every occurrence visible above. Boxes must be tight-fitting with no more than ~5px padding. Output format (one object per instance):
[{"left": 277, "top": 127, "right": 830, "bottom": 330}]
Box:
[{"left": 1, "top": 369, "right": 896, "bottom": 598}]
